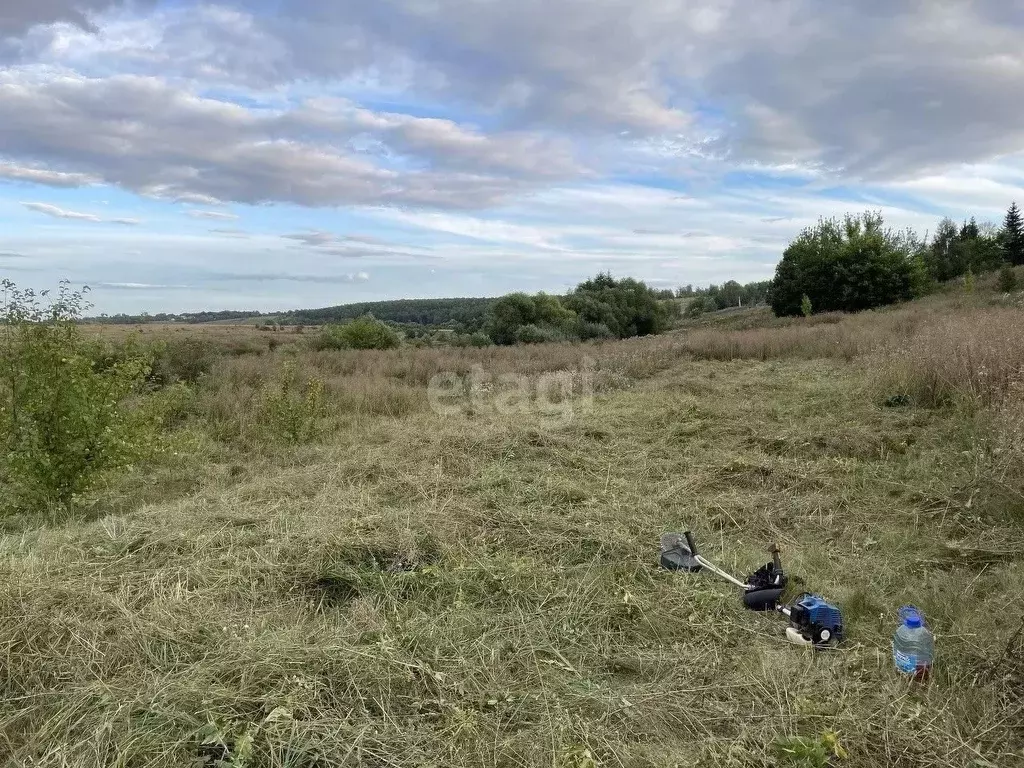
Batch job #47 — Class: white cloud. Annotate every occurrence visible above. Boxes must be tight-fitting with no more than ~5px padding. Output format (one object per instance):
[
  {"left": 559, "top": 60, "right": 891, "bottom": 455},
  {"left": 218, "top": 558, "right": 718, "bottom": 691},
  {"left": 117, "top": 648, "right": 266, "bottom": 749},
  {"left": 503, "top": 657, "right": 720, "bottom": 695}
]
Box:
[
  {"left": 0, "top": 163, "right": 98, "bottom": 187},
  {"left": 187, "top": 209, "right": 239, "bottom": 220},
  {"left": 22, "top": 201, "right": 102, "bottom": 221},
  {"left": 21, "top": 201, "right": 140, "bottom": 224},
  {"left": 0, "top": 70, "right": 583, "bottom": 209}
]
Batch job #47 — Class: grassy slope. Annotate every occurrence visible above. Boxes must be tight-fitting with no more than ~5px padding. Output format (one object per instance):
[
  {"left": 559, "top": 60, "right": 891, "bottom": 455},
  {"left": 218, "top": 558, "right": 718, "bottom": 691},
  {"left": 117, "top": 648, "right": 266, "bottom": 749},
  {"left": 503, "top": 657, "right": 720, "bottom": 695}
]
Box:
[{"left": 2, "top": 309, "right": 1023, "bottom": 766}]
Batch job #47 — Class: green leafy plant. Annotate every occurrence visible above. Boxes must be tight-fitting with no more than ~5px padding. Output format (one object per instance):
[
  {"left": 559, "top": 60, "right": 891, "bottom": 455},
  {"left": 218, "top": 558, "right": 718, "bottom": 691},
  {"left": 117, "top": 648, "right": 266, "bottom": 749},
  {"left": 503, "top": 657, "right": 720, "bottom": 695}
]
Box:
[
  {"left": 312, "top": 316, "right": 400, "bottom": 350},
  {"left": 0, "top": 280, "right": 158, "bottom": 512},
  {"left": 769, "top": 211, "right": 925, "bottom": 316},
  {"left": 259, "top": 361, "right": 327, "bottom": 444},
  {"left": 774, "top": 731, "right": 848, "bottom": 767},
  {"left": 801, "top": 293, "right": 813, "bottom": 317},
  {"left": 999, "top": 263, "right": 1018, "bottom": 293}
]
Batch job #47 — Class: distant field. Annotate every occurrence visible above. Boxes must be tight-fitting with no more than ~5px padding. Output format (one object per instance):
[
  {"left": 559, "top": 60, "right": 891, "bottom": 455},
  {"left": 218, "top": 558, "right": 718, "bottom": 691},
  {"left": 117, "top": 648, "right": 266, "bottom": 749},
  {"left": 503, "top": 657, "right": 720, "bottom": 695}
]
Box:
[
  {"left": 82, "top": 322, "right": 312, "bottom": 353},
  {"left": 3, "top": 288, "right": 1023, "bottom": 767}
]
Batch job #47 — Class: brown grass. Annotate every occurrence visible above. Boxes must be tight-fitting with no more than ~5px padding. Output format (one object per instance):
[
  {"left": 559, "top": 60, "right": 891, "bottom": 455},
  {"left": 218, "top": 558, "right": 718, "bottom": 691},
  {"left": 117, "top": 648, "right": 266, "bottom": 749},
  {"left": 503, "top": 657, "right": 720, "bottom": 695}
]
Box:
[
  {"left": 4, "top": 288, "right": 1021, "bottom": 766},
  {"left": 879, "top": 307, "right": 1024, "bottom": 408}
]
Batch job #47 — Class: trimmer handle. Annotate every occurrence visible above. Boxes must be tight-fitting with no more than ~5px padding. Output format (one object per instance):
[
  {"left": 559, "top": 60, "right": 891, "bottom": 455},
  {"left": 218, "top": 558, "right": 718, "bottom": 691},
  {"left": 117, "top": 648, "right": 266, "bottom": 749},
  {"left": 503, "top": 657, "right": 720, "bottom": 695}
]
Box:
[
  {"left": 684, "top": 531, "right": 699, "bottom": 556},
  {"left": 769, "top": 543, "right": 783, "bottom": 573}
]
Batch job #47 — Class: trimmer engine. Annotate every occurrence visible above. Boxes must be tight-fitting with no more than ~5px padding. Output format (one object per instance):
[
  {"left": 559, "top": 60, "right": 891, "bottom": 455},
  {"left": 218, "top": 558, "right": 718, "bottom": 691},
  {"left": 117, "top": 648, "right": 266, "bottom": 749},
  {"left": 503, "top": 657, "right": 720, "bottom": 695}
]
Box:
[{"left": 780, "top": 593, "right": 844, "bottom": 647}]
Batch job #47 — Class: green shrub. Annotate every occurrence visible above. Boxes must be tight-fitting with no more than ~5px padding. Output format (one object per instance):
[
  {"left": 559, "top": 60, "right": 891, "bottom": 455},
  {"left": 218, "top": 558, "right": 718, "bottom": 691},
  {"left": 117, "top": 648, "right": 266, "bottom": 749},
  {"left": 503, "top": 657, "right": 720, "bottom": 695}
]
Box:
[
  {"left": 577, "top": 321, "right": 615, "bottom": 340},
  {"left": 683, "top": 298, "right": 708, "bottom": 319},
  {"left": 312, "top": 317, "right": 400, "bottom": 351},
  {"left": 515, "top": 323, "right": 565, "bottom": 344},
  {"left": 999, "top": 263, "right": 1018, "bottom": 293},
  {"left": 150, "top": 337, "right": 220, "bottom": 385},
  {"left": 0, "top": 280, "right": 159, "bottom": 511},
  {"left": 769, "top": 212, "right": 925, "bottom": 316},
  {"left": 259, "top": 362, "right": 327, "bottom": 444},
  {"left": 801, "top": 294, "right": 813, "bottom": 317}
]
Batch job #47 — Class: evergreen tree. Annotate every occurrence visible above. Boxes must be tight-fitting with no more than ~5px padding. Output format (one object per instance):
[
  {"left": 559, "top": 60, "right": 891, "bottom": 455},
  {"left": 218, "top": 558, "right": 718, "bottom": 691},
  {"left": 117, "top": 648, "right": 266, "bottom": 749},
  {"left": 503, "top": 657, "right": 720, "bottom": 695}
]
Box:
[{"left": 1003, "top": 202, "right": 1024, "bottom": 266}]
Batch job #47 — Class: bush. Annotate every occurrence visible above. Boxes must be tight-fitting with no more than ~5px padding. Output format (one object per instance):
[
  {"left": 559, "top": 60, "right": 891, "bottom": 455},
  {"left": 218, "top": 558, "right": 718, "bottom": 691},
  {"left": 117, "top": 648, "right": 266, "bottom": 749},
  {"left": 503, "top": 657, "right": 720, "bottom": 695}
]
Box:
[
  {"left": 683, "top": 297, "right": 710, "bottom": 319},
  {"left": 258, "top": 361, "right": 327, "bottom": 444},
  {"left": 468, "top": 331, "right": 493, "bottom": 348},
  {"left": 312, "top": 317, "right": 400, "bottom": 351},
  {"left": 565, "top": 273, "right": 668, "bottom": 338},
  {"left": 769, "top": 212, "right": 925, "bottom": 316},
  {"left": 487, "top": 292, "right": 576, "bottom": 345},
  {"left": 515, "top": 323, "right": 564, "bottom": 344},
  {"left": 486, "top": 276, "right": 668, "bottom": 345},
  {"left": 999, "top": 263, "right": 1018, "bottom": 293},
  {"left": 150, "top": 337, "right": 220, "bottom": 385},
  {"left": 577, "top": 321, "right": 615, "bottom": 340},
  {"left": 0, "top": 281, "right": 159, "bottom": 511}
]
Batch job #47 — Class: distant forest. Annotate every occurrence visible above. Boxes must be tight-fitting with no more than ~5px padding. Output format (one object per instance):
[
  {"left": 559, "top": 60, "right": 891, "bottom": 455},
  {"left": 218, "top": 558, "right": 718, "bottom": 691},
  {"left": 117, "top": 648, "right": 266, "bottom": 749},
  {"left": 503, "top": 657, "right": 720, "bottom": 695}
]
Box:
[
  {"left": 282, "top": 297, "right": 499, "bottom": 330},
  {"left": 90, "top": 298, "right": 499, "bottom": 329}
]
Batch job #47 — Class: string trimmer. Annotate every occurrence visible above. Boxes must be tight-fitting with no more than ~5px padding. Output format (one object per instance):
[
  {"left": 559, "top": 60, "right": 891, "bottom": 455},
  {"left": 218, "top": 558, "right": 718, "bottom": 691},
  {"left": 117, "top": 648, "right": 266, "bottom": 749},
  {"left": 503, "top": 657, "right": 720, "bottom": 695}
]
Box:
[{"left": 659, "top": 531, "right": 843, "bottom": 647}]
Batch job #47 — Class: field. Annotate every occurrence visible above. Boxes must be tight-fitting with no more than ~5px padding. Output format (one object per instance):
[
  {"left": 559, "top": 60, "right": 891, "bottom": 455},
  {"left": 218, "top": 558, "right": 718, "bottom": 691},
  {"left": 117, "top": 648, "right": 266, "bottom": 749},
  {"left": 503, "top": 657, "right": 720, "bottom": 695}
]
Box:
[{"left": 3, "top": 289, "right": 1023, "bottom": 767}]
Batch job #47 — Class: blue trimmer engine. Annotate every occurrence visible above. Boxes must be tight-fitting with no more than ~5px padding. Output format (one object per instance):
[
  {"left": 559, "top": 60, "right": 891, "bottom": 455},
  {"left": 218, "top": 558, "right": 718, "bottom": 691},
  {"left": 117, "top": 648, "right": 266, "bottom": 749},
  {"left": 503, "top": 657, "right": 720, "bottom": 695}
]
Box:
[{"left": 781, "top": 593, "right": 844, "bottom": 647}]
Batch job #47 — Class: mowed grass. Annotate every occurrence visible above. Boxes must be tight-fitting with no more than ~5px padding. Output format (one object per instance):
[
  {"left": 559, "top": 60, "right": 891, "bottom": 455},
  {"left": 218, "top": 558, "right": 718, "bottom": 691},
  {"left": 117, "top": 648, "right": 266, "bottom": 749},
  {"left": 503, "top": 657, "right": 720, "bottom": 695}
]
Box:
[{"left": 2, "top": 299, "right": 1024, "bottom": 767}]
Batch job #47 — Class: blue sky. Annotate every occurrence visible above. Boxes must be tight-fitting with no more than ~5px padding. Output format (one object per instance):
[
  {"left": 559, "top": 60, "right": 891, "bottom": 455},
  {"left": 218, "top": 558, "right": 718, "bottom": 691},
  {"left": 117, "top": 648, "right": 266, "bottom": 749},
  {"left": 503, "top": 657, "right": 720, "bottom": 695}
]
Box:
[{"left": 2, "top": 0, "right": 1023, "bottom": 314}]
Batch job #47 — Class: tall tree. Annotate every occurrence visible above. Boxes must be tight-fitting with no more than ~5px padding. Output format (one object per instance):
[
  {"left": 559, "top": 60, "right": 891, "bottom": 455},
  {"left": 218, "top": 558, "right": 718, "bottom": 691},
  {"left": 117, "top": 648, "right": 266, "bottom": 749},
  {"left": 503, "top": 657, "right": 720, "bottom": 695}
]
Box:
[
  {"left": 1003, "top": 202, "right": 1024, "bottom": 266},
  {"left": 768, "top": 212, "right": 924, "bottom": 317}
]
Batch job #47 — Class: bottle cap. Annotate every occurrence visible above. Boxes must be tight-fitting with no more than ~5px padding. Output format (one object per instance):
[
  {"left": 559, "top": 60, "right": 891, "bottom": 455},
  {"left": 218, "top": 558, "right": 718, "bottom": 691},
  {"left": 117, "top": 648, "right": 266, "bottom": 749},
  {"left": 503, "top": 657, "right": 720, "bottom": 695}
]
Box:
[{"left": 899, "top": 605, "right": 924, "bottom": 628}]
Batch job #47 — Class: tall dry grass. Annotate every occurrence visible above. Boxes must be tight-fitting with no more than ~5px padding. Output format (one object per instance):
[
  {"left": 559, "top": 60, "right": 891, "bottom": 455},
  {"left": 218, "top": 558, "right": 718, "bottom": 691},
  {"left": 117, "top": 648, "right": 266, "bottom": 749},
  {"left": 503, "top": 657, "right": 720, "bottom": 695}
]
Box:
[{"left": 879, "top": 307, "right": 1024, "bottom": 408}]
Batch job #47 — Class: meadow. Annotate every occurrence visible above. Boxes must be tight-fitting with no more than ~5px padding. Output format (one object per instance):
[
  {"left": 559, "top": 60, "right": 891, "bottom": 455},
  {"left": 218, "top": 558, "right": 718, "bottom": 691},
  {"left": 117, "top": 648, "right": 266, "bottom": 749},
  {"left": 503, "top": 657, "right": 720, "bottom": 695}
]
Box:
[{"left": 1, "top": 284, "right": 1022, "bottom": 767}]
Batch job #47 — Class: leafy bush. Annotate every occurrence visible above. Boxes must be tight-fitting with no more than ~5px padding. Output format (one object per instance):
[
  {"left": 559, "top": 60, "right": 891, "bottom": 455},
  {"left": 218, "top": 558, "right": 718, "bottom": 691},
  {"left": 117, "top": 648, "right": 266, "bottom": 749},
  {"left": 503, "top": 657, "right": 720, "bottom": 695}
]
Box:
[
  {"left": 577, "top": 321, "right": 615, "bottom": 340},
  {"left": 150, "top": 337, "right": 220, "bottom": 385},
  {"left": 515, "top": 323, "right": 565, "bottom": 344},
  {"left": 0, "top": 281, "right": 159, "bottom": 511},
  {"left": 486, "top": 276, "right": 668, "bottom": 345},
  {"left": 487, "top": 292, "right": 576, "bottom": 345},
  {"left": 999, "top": 263, "right": 1018, "bottom": 293},
  {"left": 312, "top": 317, "right": 400, "bottom": 351},
  {"left": 769, "top": 212, "right": 927, "bottom": 316},
  {"left": 683, "top": 297, "right": 711, "bottom": 319},
  {"left": 259, "top": 361, "right": 327, "bottom": 444},
  {"left": 565, "top": 273, "right": 668, "bottom": 338}
]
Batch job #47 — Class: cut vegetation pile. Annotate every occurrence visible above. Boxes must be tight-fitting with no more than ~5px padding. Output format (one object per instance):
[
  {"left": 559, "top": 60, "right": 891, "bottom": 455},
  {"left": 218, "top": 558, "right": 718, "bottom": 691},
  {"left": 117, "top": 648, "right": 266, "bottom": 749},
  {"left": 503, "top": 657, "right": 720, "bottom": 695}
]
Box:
[{"left": 1, "top": 287, "right": 1023, "bottom": 767}]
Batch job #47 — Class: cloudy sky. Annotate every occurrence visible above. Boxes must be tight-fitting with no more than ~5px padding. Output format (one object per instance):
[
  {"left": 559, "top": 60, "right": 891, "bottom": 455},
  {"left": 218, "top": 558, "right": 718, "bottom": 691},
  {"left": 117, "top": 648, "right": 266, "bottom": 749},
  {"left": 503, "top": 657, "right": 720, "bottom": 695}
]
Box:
[{"left": 1, "top": 0, "right": 1023, "bottom": 314}]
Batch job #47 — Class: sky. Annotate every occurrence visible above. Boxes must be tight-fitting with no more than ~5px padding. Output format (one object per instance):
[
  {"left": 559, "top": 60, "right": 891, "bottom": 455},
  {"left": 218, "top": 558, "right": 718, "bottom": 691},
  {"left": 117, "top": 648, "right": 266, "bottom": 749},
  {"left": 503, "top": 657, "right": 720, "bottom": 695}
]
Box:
[{"left": 1, "top": 0, "right": 1023, "bottom": 314}]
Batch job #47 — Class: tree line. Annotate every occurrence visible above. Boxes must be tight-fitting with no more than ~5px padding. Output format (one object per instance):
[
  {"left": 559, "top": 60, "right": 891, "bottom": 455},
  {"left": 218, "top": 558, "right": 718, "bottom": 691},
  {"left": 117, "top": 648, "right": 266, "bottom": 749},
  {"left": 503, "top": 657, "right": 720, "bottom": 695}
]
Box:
[{"left": 769, "top": 202, "right": 1024, "bottom": 316}]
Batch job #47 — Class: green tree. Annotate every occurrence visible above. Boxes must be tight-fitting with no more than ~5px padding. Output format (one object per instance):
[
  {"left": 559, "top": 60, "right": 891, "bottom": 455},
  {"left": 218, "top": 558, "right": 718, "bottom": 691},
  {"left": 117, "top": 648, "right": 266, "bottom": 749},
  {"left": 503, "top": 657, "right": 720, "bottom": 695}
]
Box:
[
  {"left": 768, "top": 212, "right": 923, "bottom": 317},
  {"left": 0, "top": 281, "right": 157, "bottom": 511},
  {"left": 999, "top": 263, "right": 1018, "bottom": 293},
  {"left": 800, "top": 294, "right": 813, "bottom": 317},
  {"left": 1002, "top": 202, "right": 1024, "bottom": 266},
  {"left": 565, "top": 273, "right": 667, "bottom": 338},
  {"left": 486, "top": 293, "right": 540, "bottom": 345},
  {"left": 314, "top": 316, "right": 400, "bottom": 350},
  {"left": 924, "top": 218, "right": 962, "bottom": 282}
]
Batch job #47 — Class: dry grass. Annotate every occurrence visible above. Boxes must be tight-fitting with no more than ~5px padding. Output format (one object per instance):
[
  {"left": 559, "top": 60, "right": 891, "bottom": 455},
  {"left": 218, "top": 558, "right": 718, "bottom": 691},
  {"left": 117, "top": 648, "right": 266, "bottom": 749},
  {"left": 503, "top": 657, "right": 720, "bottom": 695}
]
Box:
[
  {"left": 1, "top": 291, "right": 1023, "bottom": 767},
  {"left": 879, "top": 307, "right": 1024, "bottom": 408}
]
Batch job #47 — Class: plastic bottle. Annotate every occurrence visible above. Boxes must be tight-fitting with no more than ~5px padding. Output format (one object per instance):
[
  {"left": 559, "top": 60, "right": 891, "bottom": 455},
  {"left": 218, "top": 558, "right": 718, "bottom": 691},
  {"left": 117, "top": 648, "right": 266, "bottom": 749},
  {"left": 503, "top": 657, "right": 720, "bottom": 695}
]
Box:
[{"left": 893, "top": 606, "right": 934, "bottom": 679}]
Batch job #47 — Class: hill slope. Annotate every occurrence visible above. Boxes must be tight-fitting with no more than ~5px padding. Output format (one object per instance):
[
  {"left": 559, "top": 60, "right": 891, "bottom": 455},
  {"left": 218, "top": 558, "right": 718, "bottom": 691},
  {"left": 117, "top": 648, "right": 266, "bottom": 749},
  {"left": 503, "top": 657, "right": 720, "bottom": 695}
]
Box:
[{"left": 3, "top": 289, "right": 1023, "bottom": 766}]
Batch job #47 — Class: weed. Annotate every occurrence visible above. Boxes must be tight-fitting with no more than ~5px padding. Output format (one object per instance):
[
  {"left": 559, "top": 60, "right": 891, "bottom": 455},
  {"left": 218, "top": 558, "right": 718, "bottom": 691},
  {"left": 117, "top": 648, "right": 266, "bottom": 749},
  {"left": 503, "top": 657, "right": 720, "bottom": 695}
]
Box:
[{"left": 258, "top": 361, "right": 327, "bottom": 444}]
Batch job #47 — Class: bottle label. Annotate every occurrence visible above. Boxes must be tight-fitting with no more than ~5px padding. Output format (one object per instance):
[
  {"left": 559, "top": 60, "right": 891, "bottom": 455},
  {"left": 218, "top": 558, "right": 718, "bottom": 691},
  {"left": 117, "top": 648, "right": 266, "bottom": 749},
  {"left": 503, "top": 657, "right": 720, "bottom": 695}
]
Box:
[{"left": 894, "top": 648, "right": 917, "bottom": 674}]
